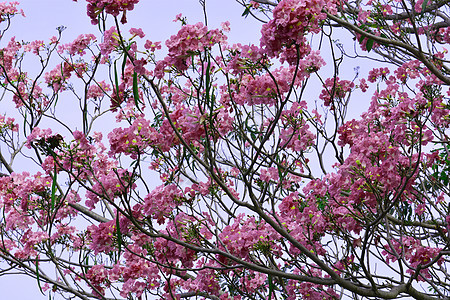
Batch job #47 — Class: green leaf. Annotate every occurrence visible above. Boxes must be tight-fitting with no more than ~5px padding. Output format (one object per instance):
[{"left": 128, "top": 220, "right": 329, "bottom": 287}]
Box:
[
  {"left": 84, "top": 256, "right": 89, "bottom": 274},
  {"left": 359, "top": 35, "right": 366, "bottom": 44},
  {"left": 97, "top": 15, "right": 102, "bottom": 32},
  {"left": 205, "top": 57, "right": 211, "bottom": 111},
  {"left": 132, "top": 71, "right": 142, "bottom": 113},
  {"left": 366, "top": 39, "right": 374, "bottom": 52},
  {"left": 50, "top": 167, "right": 57, "bottom": 212},
  {"left": 241, "top": 5, "right": 250, "bottom": 18},
  {"left": 422, "top": 0, "right": 429, "bottom": 12},
  {"left": 441, "top": 171, "right": 449, "bottom": 186},
  {"left": 35, "top": 259, "right": 45, "bottom": 295},
  {"left": 122, "top": 51, "right": 128, "bottom": 75},
  {"left": 53, "top": 92, "right": 59, "bottom": 108},
  {"left": 268, "top": 274, "right": 274, "bottom": 300},
  {"left": 116, "top": 211, "right": 122, "bottom": 260},
  {"left": 276, "top": 154, "right": 284, "bottom": 181},
  {"left": 114, "top": 61, "right": 120, "bottom": 105},
  {"left": 23, "top": 111, "right": 27, "bottom": 134}
]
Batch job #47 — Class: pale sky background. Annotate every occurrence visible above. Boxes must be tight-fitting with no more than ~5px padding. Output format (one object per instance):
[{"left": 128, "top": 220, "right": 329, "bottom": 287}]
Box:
[
  {"left": 0, "top": 1, "right": 262, "bottom": 299},
  {"left": 0, "top": 0, "right": 372, "bottom": 299}
]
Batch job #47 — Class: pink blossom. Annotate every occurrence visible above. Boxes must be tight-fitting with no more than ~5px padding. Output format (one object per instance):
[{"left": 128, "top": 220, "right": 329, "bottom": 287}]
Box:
[
  {"left": 260, "top": 0, "right": 332, "bottom": 61},
  {"left": 0, "top": 115, "right": 18, "bottom": 132},
  {"left": 58, "top": 34, "right": 96, "bottom": 56},
  {"left": 133, "top": 57, "right": 147, "bottom": 75},
  {"left": 87, "top": 220, "right": 116, "bottom": 255},
  {"left": 221, "top": 21, "right": 231, "bottom": 32},
  {"left": 0, "top": 2, "right": 24, "bottom": 22},
  {"left": 144, "top": 40, "right": 161, "bottom": 52},
  {"left": 85, "top": 0, "right": 140, "bottom": 25},
  {"left": 414, "top": 0, "right": 424, "bottom": 12},
  {"left": 44, "top": 62, "right": 77, "bottom": 91},
  {"left": 23, "top": 40, "right": 44, "bottom": 55},
  {"left": 87, "top": 80, "right": 111, "bottom": 99},
  {"left": 141, "top": 184, "right": 183, "bottom": 224},
  {"left": 129, "top": 27, "right": 145, "bottom": 38},
  {"left": 164, "top": 22, "right": 227, "bottom": 72},
  {"left": 86, "top": 265, "right": 109, "bottom": 297},
  {"left": 25, "top": 127, "right": 53, "bottom": 148},
  {"left": 99, "top": 26, "right": 119, "bottom": 56},
  {"left": 359, "top": 78, "right": 368, "bottom": 92},
  {"left": 319, "top": 77, "right": 355, "bottom": 107}
]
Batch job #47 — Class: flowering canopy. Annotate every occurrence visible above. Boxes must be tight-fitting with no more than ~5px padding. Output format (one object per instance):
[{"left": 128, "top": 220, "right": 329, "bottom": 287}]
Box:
[{"left": 0, "top": 0, "right": 449, "bottom": 299}]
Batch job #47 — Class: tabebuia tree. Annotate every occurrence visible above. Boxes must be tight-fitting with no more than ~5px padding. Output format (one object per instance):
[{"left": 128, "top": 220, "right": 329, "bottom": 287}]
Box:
[{"left": 0, "top": 0, "right": 449, "bottom": 299}]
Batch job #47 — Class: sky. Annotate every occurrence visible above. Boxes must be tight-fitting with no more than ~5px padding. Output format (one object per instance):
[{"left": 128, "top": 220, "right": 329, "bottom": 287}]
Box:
[
  {"left": 0, "top": 1, "right": 376, "bottom": 299},
  {"left": 0, "top": 0, "right": 263, "bottom": 299}
]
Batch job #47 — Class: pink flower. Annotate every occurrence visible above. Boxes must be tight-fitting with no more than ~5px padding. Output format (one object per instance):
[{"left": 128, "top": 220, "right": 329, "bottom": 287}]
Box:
[
  {"left": 86, "top": 81, "right": 111, "bottom": 99},
  {"left": 414, "top": 0, "right": 424, "bottom": 12},
  {"left": 319, "top": 77, "right": 355, "bottom": 107},
  {"left": 415, "top": 203, "right": 426, "bottom": 215},
  {"left": 86, "top": 265, "right": 109, "bottom": 297},
  {"left": 25, "top": 127, "right": 53, "bottom": 149},
  {"left": 250, "top": 1, "right": 260, "bottom": 8},
  {"left": 141, "top": 184, "right": 183, "bottom": 224},
  {"left": 359, "top": 78, "right": 368, "bottom": 92},
  {"left": 221, "top": 21, "right": 231, "bottom": 32},
  {"left": 164, "top": 22, "right": 227, "bottom": 71},
  {"left": 0, "top": 2, "right": 24, "bottom": 21},
  {"left": 357, "top": 9, "right": 370, "bottom": 22},
  {"left": 44, "top": 62, "right": 76, "bottom": 91},
  {"left": 173, "top": 13, "right": 183, "bottom": 22},
  {"left": 58, "top": 34, "right": 96, "bottom": 56},
  {"left": 260, "top": 0, "right": 331, "bottom": 61},
  {"left": 87, "top": 221, "right": 116, "bottom": 255},
  {"left": 99, "top": 26, "right": 119, "bottom": 56},
  {"left": 129, "top": 27, "right": 145, "bottom": 38},
  {"left": 133, "top": 57, "right": 147, "bottom": 75},
  {"left": 24, "top": 40, "right": 44, "bottom": 55},
  {"left": 260, "top": 167, "right": 279, "bottom": 182},
  {"left": 144, "top": 40, "right": 161, "bottom": 52},
  {"left": 0, "top": 115, "right": 18, "bottom": 132},
  {"left": 86, "top": 0, "right": 140, "bottom": 25}
]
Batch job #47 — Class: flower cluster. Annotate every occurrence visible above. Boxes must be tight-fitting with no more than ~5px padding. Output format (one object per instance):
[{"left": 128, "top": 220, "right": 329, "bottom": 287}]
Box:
[
  {"left": 44, "top": 62, "right": 84, "bottom": 91},
  {"left": 58, "top": 34, "right": 97, "bottom": 56},
  {"left": 108, "top": 102, "right": 232, "bottom": 156},
  {"left": 218, "top": 214, "right": 281, "bottom": 261},
  {"left": 230, "top": 66, "right": 306, "bottom": 106},
  {"left": 85, "top": 168, "right": 133, "bottom": 209},
  {"left": 153, "top": 213, "right": 200, "bottom": 268},
  {"left": 223, "top": 43, "right": 267, "bottom": 76},
  {"left": 0, "top": 37, "right": 22, "bottom": 79},
  {"left": 98, "top": 26, "right": 119, "bottom": 56},
  {"left": 23, "top": 40, "right": 44, "bottom": 55},
  {"left": 0, "top": 115, "right": 18, "bottom": 132},
  {"left": 156, "top": 22, "right": 227, "bottom": 75},
  {"left": 83, "top": 0, "right": 140, "bottom": 24},
  {"left": 319, "top": 77, "right": 355, "bottom": 107},
  {"left": 87, "top": 220, "right": 117, "bottom": 254},
  {"left": 86, "top": 265, "right": 110, "bottom": 297},
  {"left": 285, "top": 268, "right": 339, "bottom": 300},
  {"left": 0, "top": 1, "right": 24, "bottom": 22},
  {"left": 86, "top": 80, "right": 111, "bottom": 99},
  {"left": 279, "top": 101, "right": 316, "bottom": 152},
  {"left": 382, "top": 237, "right": 443, "bottom": 280},
  {"left": 25, "top": 127, "right": 55, "bottom": 149},
  {"left": 140, "top": 184, "right": 184, "bottom": 224},
  {"left": 260, "top": 0, "right": 329, "bottom": 61}
]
